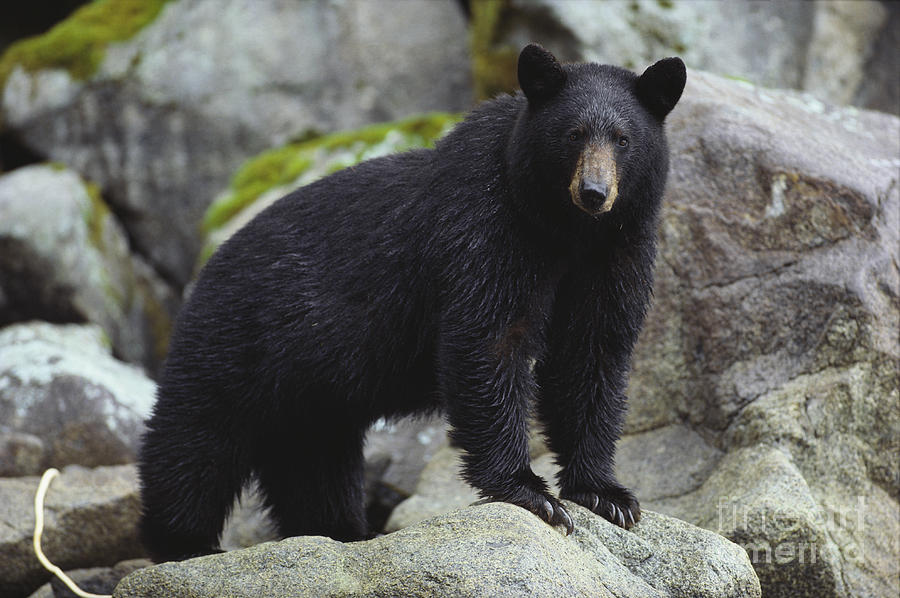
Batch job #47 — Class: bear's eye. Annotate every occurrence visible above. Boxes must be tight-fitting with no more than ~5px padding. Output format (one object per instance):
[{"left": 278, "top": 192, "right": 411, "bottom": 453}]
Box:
[
  {"left": 567, "top": 131, "right": 580, "bottom": 142},
  {"left": 617, "top": 136, "right": 629, "bottom": 148}
]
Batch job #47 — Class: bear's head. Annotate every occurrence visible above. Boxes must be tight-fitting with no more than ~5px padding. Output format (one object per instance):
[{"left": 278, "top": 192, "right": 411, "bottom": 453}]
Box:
[{"left": 510, "top": 44, "right": 685, "bottom": 227}]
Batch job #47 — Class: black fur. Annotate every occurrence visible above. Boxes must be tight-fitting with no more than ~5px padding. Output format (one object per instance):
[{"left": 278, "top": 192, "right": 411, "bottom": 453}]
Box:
[{"left": 138, "top": 45, "right": 686, "bottom": 561}]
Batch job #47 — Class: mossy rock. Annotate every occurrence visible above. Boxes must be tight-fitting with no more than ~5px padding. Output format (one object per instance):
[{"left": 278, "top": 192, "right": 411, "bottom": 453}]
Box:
[
  {"left": 0, "top": 0, "right": 171, "bottom": 89},
  {"left": 198, "top": 112, "right": 461, "bottom": 268},
  {"left": 469, "top": 0, "right": 519, "bottom": 101}
]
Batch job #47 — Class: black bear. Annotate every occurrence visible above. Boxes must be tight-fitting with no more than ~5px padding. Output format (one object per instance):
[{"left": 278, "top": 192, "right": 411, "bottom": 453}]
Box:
[{"left": 138, "top": 44, "right": 686, "bottom": 562}]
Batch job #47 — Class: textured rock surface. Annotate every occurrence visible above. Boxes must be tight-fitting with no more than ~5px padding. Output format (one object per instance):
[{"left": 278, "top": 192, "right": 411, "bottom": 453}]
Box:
[
  {"left": 0, "top": 164, "right": 176, "bottom": 372},
  {"left": 0, "top": 322, "right": 157, "bottom": 469},
  {"left": 27, "top": 559, "right": 151, "bottom": 598},
  {"left": 0, "top": 0, "right": 471, "bottom": 285},
  {"left": 624, "top": 70, "right": 899, "bottom": 598},
  {"left": 0, "top": 429, "right": 44, "bottom": 477},
  {"left": 471, "top": 0, "right": 893, "bottom": 113},
  {"left": 0, "top": 465, "right": 143, "bottom": 597},
  {"left": 114, "top": 504, "right": 760, "bottom": 598}
]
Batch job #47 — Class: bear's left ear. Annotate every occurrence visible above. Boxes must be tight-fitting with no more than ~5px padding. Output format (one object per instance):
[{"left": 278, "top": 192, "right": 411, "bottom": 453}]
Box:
[
  {"left": 518, "top": 44, "right": 567, "bottom": 105},
  {"left": 636, "top": 57, "right": 686, "bottom": 121}
]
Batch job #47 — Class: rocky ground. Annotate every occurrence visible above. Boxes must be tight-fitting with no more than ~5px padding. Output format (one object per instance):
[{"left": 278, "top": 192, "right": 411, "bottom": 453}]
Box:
[{"left": 1, "top": 1, "right": 897, "bottom": 597}]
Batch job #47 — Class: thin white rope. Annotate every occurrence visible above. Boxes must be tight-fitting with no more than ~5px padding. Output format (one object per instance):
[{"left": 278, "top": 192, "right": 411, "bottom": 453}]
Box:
[{"left": 33, "top": 468, "right": 112, "bottom": 598}]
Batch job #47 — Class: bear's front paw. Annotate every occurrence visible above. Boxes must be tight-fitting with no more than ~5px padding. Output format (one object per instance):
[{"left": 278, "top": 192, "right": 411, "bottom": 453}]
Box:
[
  {"left": 526, "top": 491, "right": 575, "bottom": 535},
  {"left": 481, "top": 483, "right": 575, "bottom": 535},
  {"left": 562, "top": 485, "right": 641, "bottom": 530}
]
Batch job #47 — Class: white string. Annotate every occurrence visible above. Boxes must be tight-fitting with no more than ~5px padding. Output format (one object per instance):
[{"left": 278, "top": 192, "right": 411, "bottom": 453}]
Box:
[{"left": 33, "top": 468, "right": 112, "bottom": 598}]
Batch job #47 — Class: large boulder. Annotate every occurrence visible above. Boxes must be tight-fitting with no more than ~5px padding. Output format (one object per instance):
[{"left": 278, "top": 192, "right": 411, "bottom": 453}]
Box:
[
  {"left": 0, "top": 322, "right": 157, "bottom": 470},
  {"left": 114, "top": 503, "right": 760, "bottom": 598},
  {"left": 620, "top": 69, "right": 899, "bottom": 598},
  {"left": 470, "top": 0, "right": 894, "bottom": 113},
  {"left": 0, "top": 465, "right": 143, "bottom": 598},
  {"left": 0, "top": 0, "right": 472, "bottom": 285},
  {"left": 0, "top": 164, "right": 176, "bottom": 372}
]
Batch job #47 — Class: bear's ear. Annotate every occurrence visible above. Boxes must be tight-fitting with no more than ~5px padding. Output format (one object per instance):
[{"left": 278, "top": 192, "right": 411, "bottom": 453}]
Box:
[
  {"left": 518, "top": 44, "right": 567, "bottom": 105},
  {"left": 636, "top": 57, "right": 686, "bottom": 121}
]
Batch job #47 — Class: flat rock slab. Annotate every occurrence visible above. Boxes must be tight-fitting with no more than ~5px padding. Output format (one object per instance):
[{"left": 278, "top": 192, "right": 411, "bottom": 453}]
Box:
[
  {"left": 115, "top": 504, "right": 760, "bottom": 598},
  {"left": 0, "top": 465, "right": 143, "bottom": 597}
]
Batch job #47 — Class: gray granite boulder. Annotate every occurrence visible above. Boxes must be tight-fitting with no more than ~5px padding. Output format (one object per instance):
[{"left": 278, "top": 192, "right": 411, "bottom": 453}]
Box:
[
  {"left": 0, "top": 0, "right": 471, "bottom": 285},
  {"left": 0, "top": 322, "right": 157, "bottom": 470},
  {"left": 0, "top": 164, "right": 176, "bottom": 372},
  {"left": 471, "top": 0, "right": 894, "bottom": 113},
  {"left": 114, "top": 503, "right": 760, "bottom": 598},
  {"left": 622, "top": 69, "right": 899, "bottom": 598},
  {"left": 0, "top": 429, "right": 44, "bottom": 477},
  {"left": 0, "top": 465, "right": 143, "bottom": 597}
]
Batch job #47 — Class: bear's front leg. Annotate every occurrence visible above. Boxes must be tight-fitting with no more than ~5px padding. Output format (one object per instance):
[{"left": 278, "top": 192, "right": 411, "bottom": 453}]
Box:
[
  {"left": 438, "top": 323, "right": 574, "bottom": 535},
  {"left": 535, "top": 270, "right": 645, "bottom": 530},
  {"left": 537, "top": 353, "right": 642, "bottom": 529}
]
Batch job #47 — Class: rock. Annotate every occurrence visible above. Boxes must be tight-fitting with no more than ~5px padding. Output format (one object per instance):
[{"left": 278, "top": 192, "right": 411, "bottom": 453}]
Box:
[
  {"left": 27, "top": 559, "right": 151, "bottom": 598},
  {"left": 0, "top": 465, "right": 143, "bottom": 598},
  {"left": 854, "top": 1, "right": 899, "bottom": 115},
  {"left": 114, "top": 503, "right": 760, "bottom": 598},
  {"left": 363, "top": 417, "right": 447, "bottom": 533},
  {"left": 470, "top": 0, "right": 894, "bottom": 114},
  {"left": 363, "top": 415, "right": 447, "bottom": 522},
  {"left": 0, "top": 164, "right": 176, "bottom": 373},
  {"left": 616, "top": 69, "right": 899, "bottom": 598},
  {"left": 384, "top": 444, "right": 476, "bottom": 532},
  {"left": 0, "top": 0, "right": 472, "bottom": 285},
  {"left": 0, "top": 429, "right": 44, "bottom": 477},
  {"left": 0, "top": 322, "right": 157, "bottom": 469}
]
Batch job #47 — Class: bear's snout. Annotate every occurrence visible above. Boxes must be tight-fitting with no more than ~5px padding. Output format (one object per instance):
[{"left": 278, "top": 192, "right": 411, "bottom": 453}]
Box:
[
  {"left": 580, "top": 179, "right": 611, "bottom": 213},
  {"left": 569, "top": 144, "right": 618, "bottom": 216}
]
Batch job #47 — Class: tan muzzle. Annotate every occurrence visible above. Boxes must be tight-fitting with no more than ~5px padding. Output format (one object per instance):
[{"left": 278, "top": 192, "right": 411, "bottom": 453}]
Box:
[{"left": 569, "top": 144, "right": 618, "bottom": 216}]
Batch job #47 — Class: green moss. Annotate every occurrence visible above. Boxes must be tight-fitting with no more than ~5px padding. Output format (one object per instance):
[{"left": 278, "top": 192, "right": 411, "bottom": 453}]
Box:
[
  {"left": 657, "top": 0, "right": 674, "bottom": 8},
  {"left": 202, "top": 112, "right": 460, "bottom": 233},
  {"left": 0, "top": 0, "right": 171, "bottom": 89},
  {"left": 722, "top": 73, "right": 755, "bottom": 85},
  {"left": 469, "top": 0, "right": 519, "bottom": 101},
  {"left": 81, "top": 179, "right": 129, "bottom": 307},
  {"left": 83, "top": 180, "right": 110, "bottom": 250},
  {"left": 137, "top": 279, "right": 172, "bottom": 362}
]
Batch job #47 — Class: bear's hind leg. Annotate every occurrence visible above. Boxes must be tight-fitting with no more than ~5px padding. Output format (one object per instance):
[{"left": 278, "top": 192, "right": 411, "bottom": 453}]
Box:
[
  {"left": 139, "top": 415, "right": 251, "bottom": 562},
  {"left": 254, "top": 423, "right": 368, "bottom": 542}
]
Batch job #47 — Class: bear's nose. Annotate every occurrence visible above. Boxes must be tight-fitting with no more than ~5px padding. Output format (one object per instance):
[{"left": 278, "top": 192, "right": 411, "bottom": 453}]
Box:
[{"left": 580, "top": 180, "right": 609, "bottom": 211}]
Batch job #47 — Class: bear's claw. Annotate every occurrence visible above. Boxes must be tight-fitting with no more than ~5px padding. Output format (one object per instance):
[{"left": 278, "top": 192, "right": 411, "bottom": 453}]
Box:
[
  {"left": 563, "top": 485, "right": 641, "bottom": 530},
  {"left": 533, "top": 494, "right": 574, "bottom": 535}
]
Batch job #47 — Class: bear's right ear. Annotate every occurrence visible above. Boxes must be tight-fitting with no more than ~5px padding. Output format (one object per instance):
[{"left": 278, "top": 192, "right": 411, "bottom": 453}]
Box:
[{"left": 518, "top": 44, "right": 567, "bottom": 105}]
